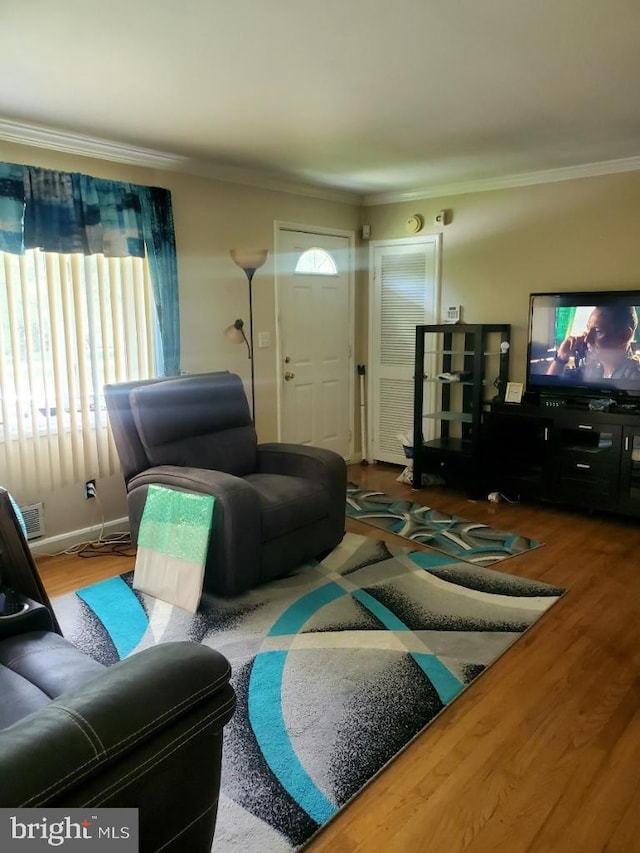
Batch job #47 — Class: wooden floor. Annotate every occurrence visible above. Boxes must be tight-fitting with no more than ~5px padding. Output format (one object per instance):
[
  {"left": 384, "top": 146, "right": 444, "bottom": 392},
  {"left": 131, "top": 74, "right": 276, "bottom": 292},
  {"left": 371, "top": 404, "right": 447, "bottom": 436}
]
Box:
[{"left": 37, "top": 463, "right": 640, "bottom": 853}]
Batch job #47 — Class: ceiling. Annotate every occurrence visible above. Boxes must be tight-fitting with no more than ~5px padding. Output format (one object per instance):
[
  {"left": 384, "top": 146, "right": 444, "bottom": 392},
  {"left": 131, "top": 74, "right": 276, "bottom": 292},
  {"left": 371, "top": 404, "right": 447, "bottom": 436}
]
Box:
[{"left": 1, "top": 0, "right": 640, "bottom": 204}]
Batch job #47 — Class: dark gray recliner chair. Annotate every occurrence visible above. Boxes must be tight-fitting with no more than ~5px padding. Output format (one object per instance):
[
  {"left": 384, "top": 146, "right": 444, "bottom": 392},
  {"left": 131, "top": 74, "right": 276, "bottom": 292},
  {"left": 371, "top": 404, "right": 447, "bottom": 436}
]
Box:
[
  {"left": 104, "top": 372, "right": 347, "bottom": 596},
  {"left": 0, "top": 487, "right": 235, "bottom": 852}
]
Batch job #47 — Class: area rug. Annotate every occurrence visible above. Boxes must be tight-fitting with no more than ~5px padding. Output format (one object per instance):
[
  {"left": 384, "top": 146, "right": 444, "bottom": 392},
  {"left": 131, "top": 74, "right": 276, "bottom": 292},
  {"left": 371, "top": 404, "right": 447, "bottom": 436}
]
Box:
[
  {"left": 346, "top": 483, "right": 542, "bottom": 565},
  {"left": 53, "top": 532, "right": 563, "bottom": 852}
]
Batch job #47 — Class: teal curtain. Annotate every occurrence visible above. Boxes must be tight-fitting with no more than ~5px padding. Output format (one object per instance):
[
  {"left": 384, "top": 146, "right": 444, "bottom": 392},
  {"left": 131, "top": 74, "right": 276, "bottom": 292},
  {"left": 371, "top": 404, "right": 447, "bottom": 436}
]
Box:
[
  {"left": 0, "top": 163, "right": 25, "bottom": 254},
  {"left": 139, "top": 186, "right": 180, "bottom": 376},
  {"left": 0, "top": 161, "right": 180, "bottom": 375}
]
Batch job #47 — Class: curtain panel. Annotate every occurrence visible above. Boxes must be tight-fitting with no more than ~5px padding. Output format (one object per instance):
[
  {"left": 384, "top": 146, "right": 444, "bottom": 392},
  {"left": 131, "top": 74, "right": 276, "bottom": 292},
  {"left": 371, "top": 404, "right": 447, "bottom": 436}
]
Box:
[{"left": 0, "top": 162, "right": 180, "bottom": 375}]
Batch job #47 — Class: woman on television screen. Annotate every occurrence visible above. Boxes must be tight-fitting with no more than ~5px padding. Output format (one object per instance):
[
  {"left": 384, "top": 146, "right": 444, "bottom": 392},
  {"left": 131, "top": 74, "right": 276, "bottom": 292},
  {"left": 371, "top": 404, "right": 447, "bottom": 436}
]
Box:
[{"left": 547, "top": 305, "right": 640, "bottom": 382}]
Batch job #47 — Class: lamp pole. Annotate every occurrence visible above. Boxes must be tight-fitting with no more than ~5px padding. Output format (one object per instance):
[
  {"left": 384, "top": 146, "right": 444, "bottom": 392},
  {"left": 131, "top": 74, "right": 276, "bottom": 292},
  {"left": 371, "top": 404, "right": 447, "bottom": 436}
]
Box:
[
  {"left": 229, "top": 249, "right": 268, "bottom": 422},
  {"left": 246, "top": 268, "right": 256, "bottom": 418}
]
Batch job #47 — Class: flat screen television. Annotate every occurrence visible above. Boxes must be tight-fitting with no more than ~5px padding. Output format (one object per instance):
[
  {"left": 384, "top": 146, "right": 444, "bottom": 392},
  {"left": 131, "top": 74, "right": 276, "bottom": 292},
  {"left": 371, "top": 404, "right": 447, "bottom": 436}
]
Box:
[{"left": 526, "top": 290, "right": 640, "bottom": 403}]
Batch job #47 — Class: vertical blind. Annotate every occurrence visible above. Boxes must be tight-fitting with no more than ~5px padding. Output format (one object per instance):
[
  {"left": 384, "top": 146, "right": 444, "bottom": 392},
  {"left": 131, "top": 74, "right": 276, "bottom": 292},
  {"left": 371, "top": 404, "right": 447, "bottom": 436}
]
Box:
[
  {"left": 371, "top": 242, "right": 438, "bottom": 463},
  {"left": 0, "top": 249, "right": 155, "bottom": 494}
]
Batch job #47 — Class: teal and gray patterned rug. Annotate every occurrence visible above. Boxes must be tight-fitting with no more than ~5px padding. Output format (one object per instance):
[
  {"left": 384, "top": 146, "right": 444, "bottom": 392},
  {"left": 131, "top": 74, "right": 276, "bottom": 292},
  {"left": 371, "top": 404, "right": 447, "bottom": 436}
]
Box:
[
  {"left": 53, "top": 532, "right": 563, "bottom": 852},
  {"left": 346, "top": 483, "right": 542, "bottom": 565}
]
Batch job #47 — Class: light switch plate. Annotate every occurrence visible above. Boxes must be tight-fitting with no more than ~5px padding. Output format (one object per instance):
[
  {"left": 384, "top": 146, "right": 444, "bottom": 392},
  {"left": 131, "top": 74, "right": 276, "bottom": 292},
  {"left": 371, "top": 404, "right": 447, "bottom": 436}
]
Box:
[{"left": 258, "top": 331, "right": 270, "bottom": 348}]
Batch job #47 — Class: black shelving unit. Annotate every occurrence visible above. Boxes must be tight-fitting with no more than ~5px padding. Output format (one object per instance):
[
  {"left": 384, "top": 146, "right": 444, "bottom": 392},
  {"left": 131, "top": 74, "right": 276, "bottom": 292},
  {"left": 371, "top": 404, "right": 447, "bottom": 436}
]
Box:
[{"left": 412, "top": 323, "right": 510, "bottom": 495}]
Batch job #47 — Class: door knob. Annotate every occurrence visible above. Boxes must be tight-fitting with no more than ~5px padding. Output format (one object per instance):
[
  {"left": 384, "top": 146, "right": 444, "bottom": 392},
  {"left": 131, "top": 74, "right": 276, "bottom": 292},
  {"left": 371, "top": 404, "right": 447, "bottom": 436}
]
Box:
[{"left": 284, "top": 371, "right": 295, "bottom": 381}]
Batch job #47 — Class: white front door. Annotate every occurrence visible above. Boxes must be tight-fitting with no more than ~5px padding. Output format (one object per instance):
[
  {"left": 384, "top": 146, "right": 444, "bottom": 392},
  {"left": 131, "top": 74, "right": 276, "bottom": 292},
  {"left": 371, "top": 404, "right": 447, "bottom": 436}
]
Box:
[{"left": 275, "top": 227, "right": 353, "bottom": 458}]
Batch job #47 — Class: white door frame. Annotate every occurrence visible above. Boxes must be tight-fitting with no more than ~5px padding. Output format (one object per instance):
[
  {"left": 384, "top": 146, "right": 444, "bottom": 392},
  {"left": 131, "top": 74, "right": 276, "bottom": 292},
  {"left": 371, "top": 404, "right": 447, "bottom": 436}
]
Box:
[
  {"left": 274, "top": 221, "right": 356, "bottom": 459},
  {"left": 367, "top": 233, "right": 442, "bottom": 463}
]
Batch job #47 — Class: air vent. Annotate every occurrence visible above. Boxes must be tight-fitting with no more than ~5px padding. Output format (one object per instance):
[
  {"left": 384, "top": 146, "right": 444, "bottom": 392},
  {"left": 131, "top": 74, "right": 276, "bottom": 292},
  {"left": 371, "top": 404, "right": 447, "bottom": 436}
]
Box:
[{"left": 19, "top": 502, "right": 44, "bottom": 540}]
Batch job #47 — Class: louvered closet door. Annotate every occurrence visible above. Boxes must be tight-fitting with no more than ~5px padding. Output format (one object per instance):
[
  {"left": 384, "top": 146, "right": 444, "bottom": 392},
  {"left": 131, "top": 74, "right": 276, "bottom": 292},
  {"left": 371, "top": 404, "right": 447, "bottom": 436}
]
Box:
[{"left": 370, "top": 238, "right": 440, "bottom": 464}]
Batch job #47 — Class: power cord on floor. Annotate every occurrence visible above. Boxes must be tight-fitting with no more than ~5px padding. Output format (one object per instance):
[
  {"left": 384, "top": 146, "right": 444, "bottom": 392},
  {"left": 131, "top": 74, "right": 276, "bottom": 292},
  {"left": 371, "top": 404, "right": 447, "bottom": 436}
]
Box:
[
  {"left": 37, "top": 493, "right": 135, "bottom": 558},
  {"left": 487, "top": 491, "right": 519, "bottom": 504},
  {"left": 74, "top": 538, "right": 136, "bottom": 558}
]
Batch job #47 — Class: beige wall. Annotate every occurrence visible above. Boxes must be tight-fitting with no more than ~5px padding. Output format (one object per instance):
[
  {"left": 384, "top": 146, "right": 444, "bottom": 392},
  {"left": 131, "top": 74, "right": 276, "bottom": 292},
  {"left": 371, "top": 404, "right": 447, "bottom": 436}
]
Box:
[
  {"left": 0, "top": 141, "right": 360, "bottom": 541},
  {"left": 3, "top": 137, "right": 640, "bottom": 543},
  {"left": 365, "top": 172, "right": 640, "bottom": 385}
]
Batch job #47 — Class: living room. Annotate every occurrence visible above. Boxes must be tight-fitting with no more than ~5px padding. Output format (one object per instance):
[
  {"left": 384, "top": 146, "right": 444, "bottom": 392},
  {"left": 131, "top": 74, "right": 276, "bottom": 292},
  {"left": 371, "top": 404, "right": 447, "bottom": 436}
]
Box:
[
  {"left": 1, "top": 2, "right": 640, "bottom": 850},
  {"left": 2, "top": 143, "right": 639, "bottom": 544}
]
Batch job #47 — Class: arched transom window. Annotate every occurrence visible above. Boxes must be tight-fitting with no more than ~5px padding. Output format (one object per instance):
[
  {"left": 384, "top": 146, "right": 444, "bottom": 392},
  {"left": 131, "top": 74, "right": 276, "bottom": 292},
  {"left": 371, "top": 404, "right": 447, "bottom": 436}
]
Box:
[{"left": 294, "top": 247, "right": 338, "bottom": 276}]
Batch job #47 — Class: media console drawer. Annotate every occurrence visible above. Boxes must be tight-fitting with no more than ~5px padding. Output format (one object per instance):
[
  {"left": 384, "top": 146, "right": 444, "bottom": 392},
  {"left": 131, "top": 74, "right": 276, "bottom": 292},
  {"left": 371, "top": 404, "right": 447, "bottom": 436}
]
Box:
[
  {"left": 555, "top": 460, "right": 617, "bottom": 508},
  {"left": 486, "top": 403, "right": 640, "bottom": 517}
]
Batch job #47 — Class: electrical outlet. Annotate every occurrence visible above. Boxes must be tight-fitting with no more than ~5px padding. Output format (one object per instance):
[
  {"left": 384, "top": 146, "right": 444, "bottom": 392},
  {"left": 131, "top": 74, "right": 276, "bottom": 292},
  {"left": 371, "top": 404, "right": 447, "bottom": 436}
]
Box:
[{"left": 85, "top": 479, "right": 97, "bottom": 499}]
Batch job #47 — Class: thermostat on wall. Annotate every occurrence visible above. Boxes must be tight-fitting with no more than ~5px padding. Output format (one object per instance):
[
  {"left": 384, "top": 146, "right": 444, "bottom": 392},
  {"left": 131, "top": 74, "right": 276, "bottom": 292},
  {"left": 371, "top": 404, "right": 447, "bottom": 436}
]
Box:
[{"left": 445, "top": 305, "right": 461, "bottom": 323}]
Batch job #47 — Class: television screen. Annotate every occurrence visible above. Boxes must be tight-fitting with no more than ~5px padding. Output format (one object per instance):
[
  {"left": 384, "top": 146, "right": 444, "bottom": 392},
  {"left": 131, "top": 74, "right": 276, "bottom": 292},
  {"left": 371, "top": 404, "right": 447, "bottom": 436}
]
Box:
[{"left": 526, "top": 291, "right": 640, "bottom": 400}]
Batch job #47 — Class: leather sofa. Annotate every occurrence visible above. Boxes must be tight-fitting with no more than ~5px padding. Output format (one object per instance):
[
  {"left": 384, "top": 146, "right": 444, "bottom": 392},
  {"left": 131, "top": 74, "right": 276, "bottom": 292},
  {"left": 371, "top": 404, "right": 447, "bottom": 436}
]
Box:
[
  {"left": 104, "top": 371, "right": 347, "bottom": 596},
  {"left": 0, "top": 487, "right": 236, "bottom": 852}
]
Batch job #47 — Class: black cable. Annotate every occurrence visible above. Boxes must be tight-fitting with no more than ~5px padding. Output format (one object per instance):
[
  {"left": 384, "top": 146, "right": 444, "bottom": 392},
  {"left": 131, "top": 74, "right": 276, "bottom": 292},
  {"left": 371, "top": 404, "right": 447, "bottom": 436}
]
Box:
[{"left": 76, "top": 540, "right": 136, "bottom": 559}]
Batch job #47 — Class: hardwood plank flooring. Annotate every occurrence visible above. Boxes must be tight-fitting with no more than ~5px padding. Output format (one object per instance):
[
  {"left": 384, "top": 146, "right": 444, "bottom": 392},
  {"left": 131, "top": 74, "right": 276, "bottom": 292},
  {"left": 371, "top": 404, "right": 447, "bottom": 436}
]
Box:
[{"left": 36, "top": 463, "right": 640, "bottom": 852}]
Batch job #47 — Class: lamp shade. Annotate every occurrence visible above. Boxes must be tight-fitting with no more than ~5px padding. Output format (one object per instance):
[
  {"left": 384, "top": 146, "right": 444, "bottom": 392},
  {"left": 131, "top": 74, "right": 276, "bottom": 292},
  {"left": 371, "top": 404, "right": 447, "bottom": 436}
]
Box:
[
  {"left": 230, "top": 249, "right": 268, "bottom": 273},
  {"left": 225, "top": 318, "right": 247, "bottom": 345},
  {"left": 225, "top": 318, "right": 251, "bottom": 358}
]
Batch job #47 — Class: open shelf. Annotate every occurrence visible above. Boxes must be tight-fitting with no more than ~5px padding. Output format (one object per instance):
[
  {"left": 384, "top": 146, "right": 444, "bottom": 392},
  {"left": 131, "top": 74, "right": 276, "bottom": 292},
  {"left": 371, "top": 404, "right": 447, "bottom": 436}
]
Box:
[
  {"left": 413, "top": 323, "right": 511, "bottom": 495},
  {"left": 423, "top": 411, "right": 473, "bottom": 423}
]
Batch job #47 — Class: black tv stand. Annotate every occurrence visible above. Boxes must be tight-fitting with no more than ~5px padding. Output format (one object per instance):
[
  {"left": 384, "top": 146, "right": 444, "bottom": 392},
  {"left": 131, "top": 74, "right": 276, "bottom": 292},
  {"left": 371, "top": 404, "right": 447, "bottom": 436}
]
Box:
[
  {"left": 610, "top": 401, "right": 640, "bottom": 414},
  {"left": 537, "top": 393, "right": 640, "bottom": 415},
  {"left": 485, "top": 401, "right": 640, "bottom": 516}
]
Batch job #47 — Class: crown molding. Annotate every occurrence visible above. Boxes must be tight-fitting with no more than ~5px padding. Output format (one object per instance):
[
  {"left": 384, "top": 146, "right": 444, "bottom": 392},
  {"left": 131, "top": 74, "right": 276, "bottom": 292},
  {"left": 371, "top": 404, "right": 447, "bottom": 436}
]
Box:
[
  {"left": 0, "top": 117, "right": 189, "bottom": 170},
  {"left": 361, "top": 156, "right": 640, "bottom": 206},
  {"left": 4, "top": 117, "right": 637, "bottom": 209},
  {"left": 0, "top": 117, "right": 360, "bottom": 206}
]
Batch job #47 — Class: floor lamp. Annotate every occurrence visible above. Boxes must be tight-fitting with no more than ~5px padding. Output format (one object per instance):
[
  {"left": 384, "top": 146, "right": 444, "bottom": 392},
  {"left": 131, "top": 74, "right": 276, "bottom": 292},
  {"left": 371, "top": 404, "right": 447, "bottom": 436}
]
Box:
[{"left": 229, "top": 249, "right": 268, "bottom": 418}]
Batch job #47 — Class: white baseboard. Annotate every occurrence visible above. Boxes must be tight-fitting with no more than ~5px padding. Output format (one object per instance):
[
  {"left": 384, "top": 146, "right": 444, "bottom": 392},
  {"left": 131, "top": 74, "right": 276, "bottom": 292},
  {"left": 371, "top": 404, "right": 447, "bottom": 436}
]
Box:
[{"left": 29, "top": 516, "right": 130, "bottom": 557}]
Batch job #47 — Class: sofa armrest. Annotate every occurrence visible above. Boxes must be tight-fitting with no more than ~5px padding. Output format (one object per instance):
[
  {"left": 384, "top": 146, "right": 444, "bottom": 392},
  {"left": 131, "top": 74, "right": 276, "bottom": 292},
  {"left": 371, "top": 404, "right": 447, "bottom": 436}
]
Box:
[
  {"left": 257, "top": 443, "right": 346, "bottom": 486},
  {"left": 127, "top": 466, "right": 262, "bottom": 596},
  {"left": 0, "top": 598, "right": 55, "bottom": 641},
  {"left": 0, "top": 641, "right": 234, "bottom": 804},
  {"left": 257, "top": 444, "right": 347, "bottom": 530},
  {"left": 0, "top": 642, "right": 235, "bottom": 850}
]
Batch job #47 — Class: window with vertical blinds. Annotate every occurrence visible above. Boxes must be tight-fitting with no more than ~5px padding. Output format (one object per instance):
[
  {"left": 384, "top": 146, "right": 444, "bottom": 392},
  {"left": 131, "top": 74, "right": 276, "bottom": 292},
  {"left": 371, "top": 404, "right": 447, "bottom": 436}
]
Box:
[{"left": 0, "top": 249, "right": 156, "bottom": 494}]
